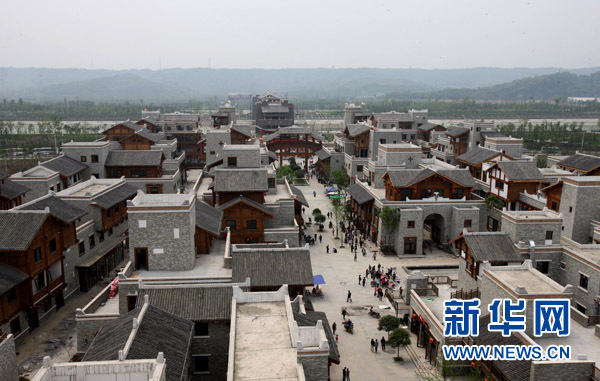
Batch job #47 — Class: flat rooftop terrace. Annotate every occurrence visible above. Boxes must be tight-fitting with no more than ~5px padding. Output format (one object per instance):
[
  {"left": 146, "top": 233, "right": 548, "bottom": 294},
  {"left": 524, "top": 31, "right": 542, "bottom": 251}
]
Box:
[
  {"left": 486, "top": 268, "right": 563, "bottom": 294},
  {"left": 535, "top": 321, "right": 600, "bottom": 366},
  {"left": 561, "top": 238, "right": 600, "bottom": 267},
  {"left": 233, "top": 302, "right": 298, "bottom": 381},
  {"left": 131, "top": 239, "right": 232, "bottom": 279}
]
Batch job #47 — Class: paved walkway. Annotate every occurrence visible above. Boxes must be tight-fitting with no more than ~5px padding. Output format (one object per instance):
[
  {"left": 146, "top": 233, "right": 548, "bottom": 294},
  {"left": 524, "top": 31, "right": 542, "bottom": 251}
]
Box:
[{"left": 298, "top": 175, "right": 458, "bottom": 380}]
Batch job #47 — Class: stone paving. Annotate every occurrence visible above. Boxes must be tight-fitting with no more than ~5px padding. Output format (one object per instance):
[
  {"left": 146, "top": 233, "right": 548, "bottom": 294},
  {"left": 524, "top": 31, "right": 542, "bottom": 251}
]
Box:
[{"left": 297, "top": 175, "right": 459, "bottom": 380}]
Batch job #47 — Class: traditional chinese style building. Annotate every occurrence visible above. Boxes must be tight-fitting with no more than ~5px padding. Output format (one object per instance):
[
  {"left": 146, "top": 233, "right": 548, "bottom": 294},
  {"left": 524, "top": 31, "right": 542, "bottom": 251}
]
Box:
[
  {"left": 0, "top": 172, "right": 29, "bottom": 210},
  {"left": 253, "top": 93, "right": 294, "bottom": 132},
  {"left": 483, "top": 161, "right": 544, "bottom": 210}
]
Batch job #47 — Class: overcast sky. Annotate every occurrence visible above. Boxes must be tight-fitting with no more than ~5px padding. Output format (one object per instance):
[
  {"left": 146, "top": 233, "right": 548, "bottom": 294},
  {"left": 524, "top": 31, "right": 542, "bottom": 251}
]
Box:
[{"left": 1, "top": 0, "right": 599, "bottom": 70}]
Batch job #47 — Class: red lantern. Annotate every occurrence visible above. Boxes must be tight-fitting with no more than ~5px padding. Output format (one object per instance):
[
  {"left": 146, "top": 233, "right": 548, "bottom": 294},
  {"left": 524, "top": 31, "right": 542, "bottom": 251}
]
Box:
[
  {"left": 471, "top": 362, "right": 476, "bottom": 367},
  {"left": 412, "top": 313, "right": 416, "bottom": 318},
  {"left": 429, "top": 338, "right": 434, "bottom": 343}
]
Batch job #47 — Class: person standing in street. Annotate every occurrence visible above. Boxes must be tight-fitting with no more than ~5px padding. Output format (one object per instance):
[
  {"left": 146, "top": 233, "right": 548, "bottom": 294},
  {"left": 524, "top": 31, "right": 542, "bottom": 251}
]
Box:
[
  {"left": 332, "top": 322, "right": 337, "bottom": 334},
  {"left": 313, "top": 191, "right": 316, "bottom": 197},
  {"left": 319, "top": 234, "right": 322, "bottom": 243},
  {"left": 374, "top": 339, "right": 379, "bottom": 353},
  {"left": 342, "top": 367, "right": 347, "bottom": 381},
  {"left": 354, "top": 252, "right": 357, "bottom": 261},
  {"left": 370, "top": 338, "right": 375, "bottom": 352},
  {"left": 381, "top": 337, "right": 386, "bottom": 351},
  {"left": 362, "top": 277, "right": 366, "bottom": 287},
  {"left": 358, "top": 275, "right": 361, "bottom": 285},
  {"left": 346, "top": 290, "right": 352, "bottom": 302},
  {"left": 347, "top": 368, "right": 351, "bottom": 381},
  {"left": 326, "top": 245, "right": 329, "bottom": 253}
]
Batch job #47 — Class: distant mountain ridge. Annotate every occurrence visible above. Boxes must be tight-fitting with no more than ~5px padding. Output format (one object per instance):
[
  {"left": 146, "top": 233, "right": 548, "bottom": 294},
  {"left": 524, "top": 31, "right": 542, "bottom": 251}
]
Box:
[{"left": 0, "top": 66, "right": 598, "bottom": 102}]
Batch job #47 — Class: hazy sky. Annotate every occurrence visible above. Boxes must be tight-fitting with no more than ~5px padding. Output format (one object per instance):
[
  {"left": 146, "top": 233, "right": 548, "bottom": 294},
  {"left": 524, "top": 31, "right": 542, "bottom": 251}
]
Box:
[{"left": 2, "top": 0, "right": 599, "bottom": 70}]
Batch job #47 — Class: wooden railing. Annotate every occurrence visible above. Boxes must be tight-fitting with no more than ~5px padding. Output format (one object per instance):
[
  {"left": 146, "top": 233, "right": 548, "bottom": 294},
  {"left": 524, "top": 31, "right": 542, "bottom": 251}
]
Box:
[
  {"left": 451, "top": 287, "right": 480, "bottom": 300},
  {"left": 590, "top": 366, "right": 600, "bottom": 381},
  {"left": 414, "top": 283, "right": 439, "bottom": 297},
  {"left": 429, "top": 275, "right": 458, "bottom": 288}
]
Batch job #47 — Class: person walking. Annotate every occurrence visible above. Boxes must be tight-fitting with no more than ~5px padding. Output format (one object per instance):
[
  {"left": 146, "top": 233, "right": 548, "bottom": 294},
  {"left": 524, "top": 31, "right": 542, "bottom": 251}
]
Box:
[
  {"left": 354, "top": 252, "right": 357, "bottom": 261},
  {"left": 319, "top": 234, "right": 322, "bottom": 243},
  {"left": 374, "top": 339, "right": 379, "bottom": 353},
  {"left": 346, "top": 290, "right": 352, "bottom": 303},
  {"left": 370, "top": 338, "right": 375, "bottom": 352},
  {"left": 342, "top": 308, "right": 347, "bottom": 320},
  {"left": 381, "top": 337, "right": 386, "bottom": 351},
  {"left": 373, "top": 251, "right": 377, "bottom": 261},
  {"left": 358, "top": 275, "right": 361, "bottom": 285},
  {"left": 332, "top": 322, "right": 337, "bottom": 335},
  {"left": 342, "top": 367, "right": 347, "bottom": 381},
  {"left": 326, "top": 245, "right": 329, "bottom": 254},
  {"left": 346, "top": 368, "right": 351, "bottom": 381},
  {"left": 362, "top": 277, "right": 366, "bottom": 287},
  {"left": 313, "top": 191, "right": 316, "bottom": 197}
]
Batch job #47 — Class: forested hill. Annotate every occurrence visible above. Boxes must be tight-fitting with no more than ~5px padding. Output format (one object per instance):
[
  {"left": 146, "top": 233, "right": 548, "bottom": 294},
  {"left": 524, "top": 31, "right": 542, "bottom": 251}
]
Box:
[
  {"left": 428, "top": 71, "right": 600, "bottom": 101},
  {"left": 1, "top": 66, "right": 599, "bottom": 102}
]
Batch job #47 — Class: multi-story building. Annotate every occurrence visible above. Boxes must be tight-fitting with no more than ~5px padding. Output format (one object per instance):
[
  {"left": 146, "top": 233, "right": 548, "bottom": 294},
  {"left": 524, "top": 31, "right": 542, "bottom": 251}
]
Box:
[
  {"left": 211, "top": 103, "right": 237, "bottom": 128},
  {"left": 483, "top": 160, "right": 545, "bottom": 210},
  {"left": 0, "top": 171, "right": 29, "bottom": 209},
  {"left": 252, "top": 93, "right": 294, "bottom": 132}
]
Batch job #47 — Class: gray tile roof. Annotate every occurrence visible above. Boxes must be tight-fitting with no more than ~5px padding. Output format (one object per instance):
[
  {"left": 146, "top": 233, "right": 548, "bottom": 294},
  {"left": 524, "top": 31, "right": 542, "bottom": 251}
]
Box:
[
  {"left": 214, "top": 168, "right": 268, "bottom": 192},
  {"left": 558, "top": 153, "right": 600, "bottom": 172},
  {"left": 294, "top": 310, "right": 340, "bottom": 364},
  {"left": 232, "top": 248, "right": 314, "bottom": 288},
  {"left": 137, "top": 286, "right": 233, "bottom": 321},
  {"left": 105, "top": 150, "right": 164, "bottom": 167},
  {"left": 385, "top": 168, "right": 476, "bottom": 188},
  {"left": 218, "top": 195, "right": 273, "bottom": 216},
  {"left": 231, "top": 125, "right": 252, "bottom": 138},
  {"left": 104, "top": 121, "right": 143, "bottom": 133},
  {"left": 0, "top": 211, "right": 48, "bottom": 251},
  {"left": 445, "top": 127, "right": 469, "bottom": 138},
  {"left": 267, "top": 150, "right": 278, "bottom": 161},
  {"left": 417, "top": 122, "right": 444, "bottom": 132},
  {"left": 262, "top": 126, "right": 322, "bottom": 142},
  {"left": 0, "top": 172, "right": 9, "bottom": 181},
  {"left": 0, "top": 262, "right": 28, "bottom": 294},
  {"left": 345, "top": 124, "right": 371, "bottom": 138},
  {"left": 457, "top": 147, "right": 502, "bottom": 166},
  {"left": 315, "top": 149, "right": 331, "bottom": 161},
  {"left": 347, "top": 183, "right": 374, "bottom": 204},
  {"left": 496, "top": 161, "right": 544, "bottom": 181},
  {"left": 289, "top": 185, "right": 309, "bottom": 207},
  {"left": 195, "top": 200, "right": 223, "bottom": 236},
  {"left": 0, "top": 179, "right": 30, "bottom": 199},
  {"left": 18, "top": 194, "right": 86, "bottom": 222},
  {"left": 92, "top": 183, "right": 138, "bottom": 209},
  {"left": 84, "top": 305, "right": 193, "bottom": 381},
  {"left": 474, "top": 315, "right": 530, "bottom": 381},
  {"left": 133, "top": 128, "right": 162, "bottom": 143},
  {"left": 41, "top": 155, "right": 88, "bottom": 177},
  {"left": 463, "top": 233, "right": 522, "bottom": 263}
]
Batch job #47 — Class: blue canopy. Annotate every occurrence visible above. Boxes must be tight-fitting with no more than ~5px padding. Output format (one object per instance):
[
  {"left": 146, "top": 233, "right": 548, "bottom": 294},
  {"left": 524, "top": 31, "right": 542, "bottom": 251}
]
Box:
[
  {"left": 325, "top": 186, "right": 338, "bottom": 192},
  {"left": 313, "top": 274, "right": 326, "bottom": 285}
]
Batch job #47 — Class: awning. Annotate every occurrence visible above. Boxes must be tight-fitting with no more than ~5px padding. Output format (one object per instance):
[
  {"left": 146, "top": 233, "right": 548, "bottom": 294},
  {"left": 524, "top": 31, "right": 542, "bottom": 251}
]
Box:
[
  {"left": 325, "top": 186, "right": 338, "bottom": 192},
  {"left": 313, "top": 274, "right": 326, "bottom": 285},
  {"left": 346, "top": 183, "right": 374, "bottom": 204}
]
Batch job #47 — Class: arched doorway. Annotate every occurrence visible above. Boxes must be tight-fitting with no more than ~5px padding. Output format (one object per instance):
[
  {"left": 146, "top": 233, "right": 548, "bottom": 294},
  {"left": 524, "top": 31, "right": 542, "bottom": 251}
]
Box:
[{"left": 423, "top": 213, "right": 445, "bottom": 251}]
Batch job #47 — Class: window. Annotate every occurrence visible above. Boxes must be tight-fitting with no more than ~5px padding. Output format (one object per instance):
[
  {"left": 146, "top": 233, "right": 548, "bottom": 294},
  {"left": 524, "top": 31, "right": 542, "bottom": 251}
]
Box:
[
  {"left": 383, "top": 124, "right": 387, "bottom": 128},
  {"left": 559, "top": 261, "right": 566, "bottom": 270},
  {"left": 551, "top": 201, "right": 558, "bottom": 211},
  {"left": 194, "top": 322, "right": 209, "bottom": 336},
  {"left": 174, "top": 228, "right": 180, "bottom": 239},
  {"left": 545, "top": 231, "right": 553, "bottom": 240},
  {"left": 452, "top": 188, "right": 463, "bottom": 199},
  {"left": 247, "top": 220, "right": 257, "bottom": 230},
  {"left": 380, "top": 139, "right": 386, "bottom": 144},
  {"left": 421, "top": 189, "right": 432, "bottom": 199},
  {"left": 569, "top": 206, "right": 573, "bottom": 213},
  {"left": 10, "top": 317, "right": 21, "bottom": 335},
  {"left": 78, "top": 241, "right": 85, "bottom": 256},
  {"left": 464, "top": 220, "right": 472, "bottom": 228},
  {"left": 92, "top": 173, "right": 99, "bottom": 178},
  {"left": 139, "top": 170, "right": 148, "bottom": 177},
  {"left": 576, "top": 303, "right": 586, "bottom": 314},
  {"left": 149, "top": 186, "right": 159, "bottom": 194},
  {"left": 114, "top": 204, "right": 120, "bottom": 213},
  {"left": 49, "top": 238, "right": 57, "bottom": 254},
  {"left": 108, "top": 227, "right": 113, "bottom": 236},
  {"left": 193, "top": 355, "right": 210, "bottom": 374},
  {"left": 80, "top": 156, "right": 87, "bottom": 162},
  {"left": 226, "top": 220, "right": 236, "bottom": 230},
  {"left": 110, "top": 170, "right": 119, "bottom": 177},
  {"left": 34, "top": 247, "right": 42, "bottom": 262},
  {"left": 139, "top": 220, "right": 147, "bottom": 228},
  {"left": 107, "top": 207, "right": 111, "bottom": 217},
  {"left": 536, "top": 261, "right": 549, "bottom": 274},
  {"left": 357, "top": 165, "right": 363, "bottom": 172},
  {"left": 407, "top": 221, "right": 415, "bottom": 229},
  {"left": 99, "top": 232, "right": 105, "bottom": 242},
  {"left": 89, "top": 234, "right": 95, "bottom": 249},
  {"left": 91, "top": 155, "right": 99, "bottom": 163},
  {"left": 579, "top": 273, "right": 589, "bottom": 290},
  {"left": 228, "top": 157, "right": 237, "bottom": 167},
  {"left": 34, "top": 272, "right": 46, "bottom": 292},
  {"left": 209, "top": 151, "right": 215, "bottom": 155},
  {"left": 7, "top": 287, "right": 16, "bottom": 304}
]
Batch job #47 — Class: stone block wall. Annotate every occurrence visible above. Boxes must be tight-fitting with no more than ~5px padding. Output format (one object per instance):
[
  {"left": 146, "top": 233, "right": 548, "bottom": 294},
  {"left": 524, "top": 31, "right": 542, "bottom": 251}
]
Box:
[
  {"left": 190, "top": 322, "right": 230, "bottom": 381},
  {"left": 557, "top": 253, "right": 600, "bottom": 315},
  {"left": 501, "top": 219, "right": 562, "bottom": 246},
  {"left": 12, "top": 177, "right": 59, "bottom": 202},
  {"left": 392, "top": 207, "right": 423, "bottom": 256},
  {"left": 128, "top": 205, "right": 195, "bottom": 271},
  {"left": 0, "top": 334, "right": 18, "bottom": 381},
  {"left": 560, "top": 182, "right": 600, "bottom": 244},
  {"left": 264, "top": 230, "right": 299, "bottom": 247}
]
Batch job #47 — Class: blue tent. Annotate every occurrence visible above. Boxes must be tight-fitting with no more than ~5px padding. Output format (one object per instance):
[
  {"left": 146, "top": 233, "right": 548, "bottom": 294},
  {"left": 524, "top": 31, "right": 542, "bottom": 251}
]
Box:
[
  {"left": 325, "top": 186, "right": 338, "bottom": 192},
  {"left": 313, "top": 274, "right": 326, "bottom": 285}
]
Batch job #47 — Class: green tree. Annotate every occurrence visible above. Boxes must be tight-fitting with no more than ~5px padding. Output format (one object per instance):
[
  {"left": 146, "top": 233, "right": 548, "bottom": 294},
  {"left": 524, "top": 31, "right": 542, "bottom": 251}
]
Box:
[
  {"left": 314, "top": 214, "right": 326, "bottom": 231},
  {"left": 378, "top": 207, "right": 401, "bottom": 254},
  {"left": 388, "top": 328, "right": 411, "bottom": 360},
  {"left": 377, "top": 315, "right": 402, "bottom": 339},
  {"left": 312, "top": 208, "right": 322, "bottom": 216},
  {"left": 278, "top": 165, "right": 293, "bottom": 179},
  {"left": 485, "top": 194, "right": 505, "bottom": 212},
  {"left": 329, "top": 198, "right": 347, "bottom": 241},
  {"left": 332, "top": 170, "right": 349, "bottom": 191},
  {"left": 536, "top": 154, "right": 547, "bottom": 168}
]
